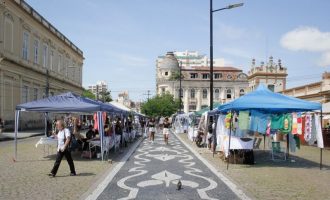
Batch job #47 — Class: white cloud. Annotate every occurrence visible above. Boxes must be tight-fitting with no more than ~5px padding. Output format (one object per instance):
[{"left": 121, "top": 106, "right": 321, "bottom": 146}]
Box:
[
  {"left": 319, "top": 52, "right": 330, "bottom": 67},
  {"left": 281, "top": 27, "right": 330, "bottom": 52},
  {"left": 281, "top": 27, "right": 330, "bottom": 67}
]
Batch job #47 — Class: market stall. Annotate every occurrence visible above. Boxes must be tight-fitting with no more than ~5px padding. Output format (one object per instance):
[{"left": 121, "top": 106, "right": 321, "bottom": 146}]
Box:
[
  {"left": 215, "top": 84, "right": 323, "bottom": 169},
  {"left": 15, "top": 92, "right": 126, "bottom": 161}
]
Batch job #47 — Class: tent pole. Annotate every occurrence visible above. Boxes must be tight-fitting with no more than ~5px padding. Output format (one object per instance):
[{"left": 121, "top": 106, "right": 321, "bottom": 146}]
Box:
[
  {"left": 320, "top": 109, "right": 323, "bottom": 170},
  {"left": 212, "top": 114, "right": 218, "bottom": 158},
  {"left": 263, "top": 134, "right": 266, "bottom": 150},
  {"left": 44, "top": 113, "right": 48, "bottom": 137},
  {"left": 226, "top": 110, "right": 233, "bottom": 170},
  {"left": 14, "top": 110, "right": 20, "bottom": 161}
]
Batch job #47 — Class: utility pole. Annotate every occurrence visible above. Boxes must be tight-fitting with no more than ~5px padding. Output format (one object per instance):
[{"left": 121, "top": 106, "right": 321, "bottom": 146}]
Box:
[
  {"left": 143, "top": 90, "right": 151, "bottom": 101},
  {"left": 147, "top": 90, "right": 150, "bottom": 101}
]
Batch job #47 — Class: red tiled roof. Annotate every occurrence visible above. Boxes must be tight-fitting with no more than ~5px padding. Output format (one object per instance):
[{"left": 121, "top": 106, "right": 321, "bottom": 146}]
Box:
[{"left": 188, "top": 66, "right": 242, "bottom": 71}]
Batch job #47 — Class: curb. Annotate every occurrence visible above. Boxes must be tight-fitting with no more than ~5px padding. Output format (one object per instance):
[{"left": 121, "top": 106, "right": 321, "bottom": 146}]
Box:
[{"left": 0, "top": 133, "right": 44, "bottom": 142}]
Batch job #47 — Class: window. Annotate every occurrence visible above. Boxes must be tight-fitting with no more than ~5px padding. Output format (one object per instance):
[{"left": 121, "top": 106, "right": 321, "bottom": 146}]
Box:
[
  {"left": 239, "top": 89, "right": 245, "bottom": 96},
  {"left": 50, "top": 50, "right": 54, "bottom": 70},
  {"left": 190, "top": 73, "right": 198, "bottom": 79},
  {"left": 201, "top": 105, "right": 208, "bottom": 109},
  {"left": 58, "top": 54, "right": 62, "bottom": 73},
  {"left": 4, "top": 17, "right": 14, "bottom": 52},
  {"left": 190, "top": 89, "right": 195, "bottom": 98},
  {"left": 214, "top": 73, "right": 222, "bottom": 79},
  {"left": 227, "top": 74, "right": 233, "bottom": 80},
  {"left": 202, "top": 89, "right": 208, "bottom": 99},
  {"left": 165, "top": 71, "right": 168, "bottom": 76},
  {"left": 214, "top": 89, "right": 220, "bottom": 99},
  {"left": 22, "top": 85, "right": 28, "bottom": 103},
  {"left": 161, "top": 88, "right": 165, "bottom": 94},
  {"left": 42, "top": 44, "right": 48, "bottom": 68},
  {"left": 189, "top": 105, "right": 196, "bottom": 111},
  {"left": 226, "top": 89, "right": 232, "bottom": 99},
  {"left": 268, "top": 84, "right": 275, "bottom": 92},
  {"left": 33, "top": 40, "right": 39, "bottom": 64},
  {"left": 22, "top": 32, "right": 29, "bottom": 60},
  {"left": 202, "top": 73, "right": 209, "bottom": 79},
  {"left": 33, "top": 88, "right": 38, "bottom": 100}
]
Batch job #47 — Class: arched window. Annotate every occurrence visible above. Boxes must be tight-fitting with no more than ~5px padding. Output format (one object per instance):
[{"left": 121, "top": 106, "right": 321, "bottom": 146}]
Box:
[
  {"left": 202, "top": 89, "right": 208, "bottom": 99},
  {"left": 4, "top": 15, "right": 14, "bottom": 52},
  {"left": 239, "top": 89, "right": 245, "bottom": 96},
  {"left": 190, "top": 89, "right": 195, "bottom": 98},
  {"left": 214, "top": 89, "right": 220, "bottom": 100},
  {"left": 226, "top": 89, "right": 232, "bottom": 99}
]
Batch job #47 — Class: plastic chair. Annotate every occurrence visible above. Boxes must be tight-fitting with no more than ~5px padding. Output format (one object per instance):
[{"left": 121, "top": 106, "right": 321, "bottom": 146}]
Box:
[{"left": 271, "top": 141, "right": 287, "bottom": 161}]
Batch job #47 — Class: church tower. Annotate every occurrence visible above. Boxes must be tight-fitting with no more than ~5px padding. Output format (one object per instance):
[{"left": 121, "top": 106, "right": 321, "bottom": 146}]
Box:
[{"left": 248, "top": 56, "right": 288, "bottom": 92}]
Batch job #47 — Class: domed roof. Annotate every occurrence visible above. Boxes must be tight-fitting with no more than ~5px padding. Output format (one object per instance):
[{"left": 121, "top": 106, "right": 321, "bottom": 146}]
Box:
[{"left": 159, "top": 52, "right": 179, "bottom": 69}]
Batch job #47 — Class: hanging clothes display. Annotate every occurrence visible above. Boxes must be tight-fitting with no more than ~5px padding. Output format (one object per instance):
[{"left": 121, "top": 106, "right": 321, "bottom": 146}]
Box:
[
  {"left": 292, "top": 113, "right": 298, "bottom": 134},
  {"left": 281, "top": 113, "right": 292, "bottom": 134},
  {"left": 314, "top": 113, "right": 324, "bottom": 148},
  {"left": 249, "top": 110, "right": 269, "bottom": 134},
  {"left": 296, "top": 113, "right": 303, "bottom": 135},
  {"left": 225, "top": 113, "right": 232, "bottom": 129},
  {"left": 308, "top": 115, "right": 317, "bottom": 145},
  {"left": 304, "top": 113, "right": 312, "bottom": 142},
  {"left": 238, "top": 111, "right": 250, "bottom": 130},
  {"left": 266, "top": 121, "right": 271, "bottom": 136},
  {"left": 271, "top": 114, "right": 284, "bottom": 130},
  {"left": 288, "top": 132, "right": 297, "bottom": 153}
]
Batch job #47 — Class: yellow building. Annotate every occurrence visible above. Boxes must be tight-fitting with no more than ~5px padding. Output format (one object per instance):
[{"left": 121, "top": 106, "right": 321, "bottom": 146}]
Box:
[{"left": 0, "top": 0, "right": 84, "bottom": 129}]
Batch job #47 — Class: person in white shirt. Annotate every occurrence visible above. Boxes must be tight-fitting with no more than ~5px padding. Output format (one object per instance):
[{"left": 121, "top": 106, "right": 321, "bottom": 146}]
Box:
[{"left": 49, "top": 120, "right": 76, "bottom": 177}]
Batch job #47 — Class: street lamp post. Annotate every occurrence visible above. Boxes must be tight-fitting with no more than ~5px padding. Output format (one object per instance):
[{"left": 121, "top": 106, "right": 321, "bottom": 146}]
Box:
[
  {"left": 209, "top": 1, "right": 243, "bottom": 110},
  {"left": 179, "top": 61, "right": 182, "bottom": 113}
]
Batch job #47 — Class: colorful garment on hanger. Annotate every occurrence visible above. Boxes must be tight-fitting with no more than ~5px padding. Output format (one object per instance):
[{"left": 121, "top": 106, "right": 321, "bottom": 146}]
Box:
[
  {"left": 281, "top": 114, "right": 292, "bottom": 134},
  {"left": 296, "top": 113, "right": 303, "bottom": 135},
  {"left": 314, "top": 113, "right": 324, "bottom": 148},
  {"left": 225, "top": 113, "right": 232, "bottom": 129},
  {"left": 271, "top": 114, "right": 284, "bottom": 130},
  {"left": 249, "top": 110, "right": 268, "bottom": 134},
  {"left": 266, "top": 121, "right": 271, "bottom": 136},
  {"left": 292, "top": 113, "right": 298, "bottom": 134},
  {"left": 238, "top": 111, "right": 250, "bottom": 130},
  {"left": 304, "top": 113, "right": 312, "bottom": 142}
]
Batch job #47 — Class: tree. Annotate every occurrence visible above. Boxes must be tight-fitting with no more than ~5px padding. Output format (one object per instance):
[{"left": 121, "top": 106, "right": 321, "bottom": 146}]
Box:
[
  {"left": 82, "top": 88, "right": 96, "bottom": 99},
  {"left": 99, "top": 89, "right": 112, "bottom": 102},
  {"left": 141, "top": 92, "right": 180, "bottom": 117}
]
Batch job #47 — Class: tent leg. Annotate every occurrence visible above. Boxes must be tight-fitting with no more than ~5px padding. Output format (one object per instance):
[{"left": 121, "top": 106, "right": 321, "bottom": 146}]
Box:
[
  {"left": 320, "top": 148, "right": 323, "bottom": 170},
  {"left": 44, "top": 113, "right": 48, "bottom": 137},
  {"left": 226, "top": 111, "right": 233, "bottom": 170},
  {"left": 14, "top": 110, "right": 20, "bottom": 161},
  {"left": 320, "top": 109, "right": 323, "bottom": 170},
  {"left": 264, "top": 134, "right": 266, "bottom": 150}
]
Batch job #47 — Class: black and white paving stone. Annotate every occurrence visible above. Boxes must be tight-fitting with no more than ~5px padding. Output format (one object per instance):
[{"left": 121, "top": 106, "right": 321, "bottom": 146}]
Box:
[{"left": 96, "top": 131, "right": 241, "bottom": 200}]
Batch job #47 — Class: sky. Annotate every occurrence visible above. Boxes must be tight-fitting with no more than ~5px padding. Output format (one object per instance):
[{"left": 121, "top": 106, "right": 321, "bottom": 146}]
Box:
[{"left": 26, "top": 0, "right": 330, "bottom": 102}]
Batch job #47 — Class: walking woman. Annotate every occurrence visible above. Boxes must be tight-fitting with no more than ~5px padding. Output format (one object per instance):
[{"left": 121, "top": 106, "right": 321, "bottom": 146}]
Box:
[
  {"left": 163, "top": 117, "right": 170, "bottom": 145},
  {"left": 148, "top": 117, "right": 156, "bottom": 142},
  {"left": 49, "top": 119, "right": 76, "bottom": 177}
]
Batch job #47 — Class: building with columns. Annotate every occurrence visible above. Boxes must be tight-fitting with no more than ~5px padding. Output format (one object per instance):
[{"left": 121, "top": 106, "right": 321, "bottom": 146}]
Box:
[
  {"left": 248, "top": 56, "right": 287, "bottom": 92},
  {"left": 156, "top": 52, "right": 248, "bottom": 113},
  {"left": 0, "top": 0, "right": 84, "bottom": 129}
]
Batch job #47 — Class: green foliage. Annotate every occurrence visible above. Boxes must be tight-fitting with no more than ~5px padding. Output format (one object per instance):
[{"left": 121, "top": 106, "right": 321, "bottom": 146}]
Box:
[
  {"left": 141, "top": 92, "right": 180, "bottom": 117},
  {"left": 99, "top": 90, "right": 112, "bottom": 102},
  {"left": 82, "top": 88, "right": 96, "bottom": 99},
  {"left": 169, "top": 70, "right": 184, "bottom": 81}
]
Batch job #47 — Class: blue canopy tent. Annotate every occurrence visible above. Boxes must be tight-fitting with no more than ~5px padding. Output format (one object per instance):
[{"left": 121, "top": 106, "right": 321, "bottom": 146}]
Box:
[
  {"left": 216, "top": 84, "right": 323, "bottom": 169},
  {"left": 15, "top": 92, "right": 125, "bottom": 161}
]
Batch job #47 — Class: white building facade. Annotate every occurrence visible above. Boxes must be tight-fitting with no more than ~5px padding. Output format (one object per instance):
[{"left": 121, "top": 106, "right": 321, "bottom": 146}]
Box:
[
  {"left": 156, "top": 52, "right": 249, "bottom": 113},
  {"left": 88, "top": 80, "right": 108, "bottom": 96}
]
